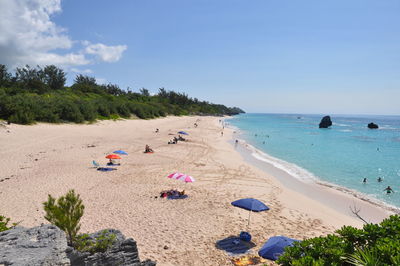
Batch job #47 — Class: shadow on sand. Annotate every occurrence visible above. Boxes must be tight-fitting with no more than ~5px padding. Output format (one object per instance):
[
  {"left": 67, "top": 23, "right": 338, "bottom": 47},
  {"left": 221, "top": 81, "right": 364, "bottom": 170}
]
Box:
[{"left": 215, "top": 235, "right": 256, "bottom": 256}]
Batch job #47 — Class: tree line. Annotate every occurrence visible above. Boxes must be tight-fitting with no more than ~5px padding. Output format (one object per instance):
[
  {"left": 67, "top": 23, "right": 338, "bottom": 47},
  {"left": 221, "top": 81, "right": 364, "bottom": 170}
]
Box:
[{"left": 0, "top": 64, "right": 244, "bottom": 124}]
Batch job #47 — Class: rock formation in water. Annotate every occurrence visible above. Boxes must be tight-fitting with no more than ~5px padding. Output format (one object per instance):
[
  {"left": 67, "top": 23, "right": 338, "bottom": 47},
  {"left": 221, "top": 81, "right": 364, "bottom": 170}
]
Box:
[
  {"left": 0, "top": 224, "right": 156, "bottom": 266},
  {"left": 368, "top": 122, "right": 379, "bottom": 129},
  {"left": 319, "top": 116, "right": 332, "bottom": 128}
]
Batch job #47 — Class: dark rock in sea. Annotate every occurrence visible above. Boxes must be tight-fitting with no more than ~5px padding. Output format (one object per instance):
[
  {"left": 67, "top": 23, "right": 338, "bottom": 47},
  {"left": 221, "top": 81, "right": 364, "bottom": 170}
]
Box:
[
  {"left": 0, "top": 225, "right": 156, "bottom": 266},
  {"left": 319, "top": 116, "right": 332, "bottom": 128},
  {"left": 368, "top": 122, "right": 379, "bottom": 129}
]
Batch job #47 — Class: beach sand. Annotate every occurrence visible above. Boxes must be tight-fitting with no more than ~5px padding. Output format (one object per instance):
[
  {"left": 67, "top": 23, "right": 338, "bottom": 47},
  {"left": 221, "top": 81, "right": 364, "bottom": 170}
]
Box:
[{"left": 0, "top": 116, "right": 392, "bottom": 265}]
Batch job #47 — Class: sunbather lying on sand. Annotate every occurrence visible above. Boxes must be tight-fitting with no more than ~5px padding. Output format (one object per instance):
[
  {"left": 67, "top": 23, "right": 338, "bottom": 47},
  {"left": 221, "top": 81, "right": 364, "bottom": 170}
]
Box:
[{"left": 160, "top": 189, "right": 185, "bottom": 198}]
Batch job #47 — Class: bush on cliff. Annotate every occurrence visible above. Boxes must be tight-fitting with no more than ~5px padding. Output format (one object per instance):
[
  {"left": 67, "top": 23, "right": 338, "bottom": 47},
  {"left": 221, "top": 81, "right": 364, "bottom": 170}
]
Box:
[
  {"left": 42, "top": 190, "right": 115, "bottom": 253},
  {"left": 277, "top": 215, "right": 400, "bottom": 265},
  {"left": 43, "top": 189, "right": 84, "bottom": 246},
  {"left": 0, "top": 215, "right": 18, "bottom": 232},
  {"left": 75, "top": 230, "right": 117, "bottom": 254}
]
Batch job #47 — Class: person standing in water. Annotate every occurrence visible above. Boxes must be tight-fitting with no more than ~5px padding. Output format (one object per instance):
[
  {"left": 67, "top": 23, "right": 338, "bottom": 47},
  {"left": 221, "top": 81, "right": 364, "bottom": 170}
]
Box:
[
  {"left": 377, "top": 177, "right": 383, "bottom": 182},
  {"left": 362, "top": 178, "right": 367, "bottom": 183},
  {"left": 384, "top": 186, "right": 394, "bottom": 194}
]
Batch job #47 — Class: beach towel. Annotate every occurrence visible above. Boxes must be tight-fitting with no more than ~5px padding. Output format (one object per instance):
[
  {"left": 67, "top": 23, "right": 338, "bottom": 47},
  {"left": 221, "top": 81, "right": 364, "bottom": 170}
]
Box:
[
  {"left": 167, "top": 195, "right": 188, "bottom": 200},
  {"left": 97, "top": 167, "right": 117, "bottom": 171}
]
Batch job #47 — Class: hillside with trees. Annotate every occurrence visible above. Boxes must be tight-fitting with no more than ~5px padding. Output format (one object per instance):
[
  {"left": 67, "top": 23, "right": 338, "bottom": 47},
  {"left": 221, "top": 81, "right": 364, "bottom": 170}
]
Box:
[{"left": 0, "top": 64, "right": 244, "bottom": 124}]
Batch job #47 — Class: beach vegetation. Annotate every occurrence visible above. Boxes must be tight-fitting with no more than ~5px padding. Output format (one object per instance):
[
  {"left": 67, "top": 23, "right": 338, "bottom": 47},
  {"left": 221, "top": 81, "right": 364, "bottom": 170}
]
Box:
[
  {"left": 277, "top": 215, "right": 400, "bottom": 265},
  {"left": 0, "top": 64, "right": 244, "bottom": 124},
  {"left": 75, "top": 230, "right": 116, "bottom": 254},
  {"left": 43, "top": 189, "right": 84, "bottom": 247},
  {"left": 0, "top": 215, "right": 18, "bottom": 232}
]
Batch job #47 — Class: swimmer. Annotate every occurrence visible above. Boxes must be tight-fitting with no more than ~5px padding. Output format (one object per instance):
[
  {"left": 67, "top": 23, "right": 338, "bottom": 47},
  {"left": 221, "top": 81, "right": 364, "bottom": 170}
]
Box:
[
  {"left": 362, "top": 178, "right": 367, "bottom": 184},
  {"left": 377, "top": 177, "right": 383, "bottom": 182},
  {"left": 384, "top": 186, "right": 394, "bottom": 194}
]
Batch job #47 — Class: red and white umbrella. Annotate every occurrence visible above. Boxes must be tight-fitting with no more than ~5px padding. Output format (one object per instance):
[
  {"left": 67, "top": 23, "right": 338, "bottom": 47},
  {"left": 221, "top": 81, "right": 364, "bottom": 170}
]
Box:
[{"left": 167, "top": 172, "right": 195, "bottom": 183}]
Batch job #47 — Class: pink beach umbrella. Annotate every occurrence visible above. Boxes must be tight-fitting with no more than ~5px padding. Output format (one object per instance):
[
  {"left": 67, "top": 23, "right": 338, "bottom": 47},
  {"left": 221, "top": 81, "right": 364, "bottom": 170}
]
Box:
[{"left": 167, "top": 172, "right": 195, "bottom": 183}]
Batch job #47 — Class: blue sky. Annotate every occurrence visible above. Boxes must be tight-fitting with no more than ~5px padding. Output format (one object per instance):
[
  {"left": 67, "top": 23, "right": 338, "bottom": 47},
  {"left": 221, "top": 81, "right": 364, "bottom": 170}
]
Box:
[{"left": 1, "top": 0, "right": 399, "bottom": 115}]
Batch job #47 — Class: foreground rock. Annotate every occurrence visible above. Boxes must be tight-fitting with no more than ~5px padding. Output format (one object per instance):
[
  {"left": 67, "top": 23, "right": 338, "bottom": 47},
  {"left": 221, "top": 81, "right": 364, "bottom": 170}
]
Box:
[
  {"left": 0, "top": 224, "right": 70, "bottom": 266},
  {"left": 319, "top": 116, "right": 332, "bottom": 128},
  {"left": 0, "top": 225, "right": 156, "bottom": 266},
  {"left": 69, "top": 229, "right": 156, "bottom": 266},
  {"left": 368, "top": 122, "right": 379, "bottom": 129}
]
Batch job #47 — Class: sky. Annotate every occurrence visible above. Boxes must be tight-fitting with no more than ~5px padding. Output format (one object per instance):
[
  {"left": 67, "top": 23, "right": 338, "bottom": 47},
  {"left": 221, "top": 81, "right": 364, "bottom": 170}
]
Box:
[{"left": 0, "top": 0, "right": 399, "bottom": 115}]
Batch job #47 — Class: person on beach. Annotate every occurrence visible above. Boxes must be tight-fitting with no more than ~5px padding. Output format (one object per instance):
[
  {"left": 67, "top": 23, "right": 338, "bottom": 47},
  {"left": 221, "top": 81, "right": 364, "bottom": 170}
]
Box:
[
  {"left": 377, "top": 177, "right": 383, "bottom": 182},
  {"left": 155, "top": 128, "right": 159, "bottom": 133},
  {"left": 384, "top": 186, "right": 394, "bottom": 194},
  {"left": 221, "top": 131, "right": 223, "bottom": 136},
  {"left": 363, "top": 178, "right": 367, "bottom": 183},
  {"left": 145, "top": 144, "right": 154, "bottom": 153}
]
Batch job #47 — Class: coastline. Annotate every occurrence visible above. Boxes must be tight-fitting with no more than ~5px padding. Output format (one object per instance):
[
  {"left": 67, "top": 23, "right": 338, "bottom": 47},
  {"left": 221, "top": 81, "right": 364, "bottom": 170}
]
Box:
[
  {"left": 230, "top": 138, "right": 393, "bottom": 224},
  {"left": 225, "top": 118, "right": 394, "bottom": 224},
  {"left": 0, "top": 116, "right": 393, "bottom": 265}
]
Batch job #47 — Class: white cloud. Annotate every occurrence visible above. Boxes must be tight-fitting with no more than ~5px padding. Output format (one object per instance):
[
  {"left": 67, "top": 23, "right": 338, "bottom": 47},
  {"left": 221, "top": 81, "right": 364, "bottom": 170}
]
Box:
[
  {"left": 0, "top": 0, "right": 127, "bottom": 69},
  {"left": 85, "top": 43, "right": 127, "bottom": 63}
]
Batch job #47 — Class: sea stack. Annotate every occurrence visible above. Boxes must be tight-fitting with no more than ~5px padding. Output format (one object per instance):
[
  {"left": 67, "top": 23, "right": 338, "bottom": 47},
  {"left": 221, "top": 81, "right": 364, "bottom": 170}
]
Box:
[
  {"left": 319, "top": 116, "right": 332, "bottom": 128},
  {"left": 368, "top": 122, "right": 379, "bottom": 129}
]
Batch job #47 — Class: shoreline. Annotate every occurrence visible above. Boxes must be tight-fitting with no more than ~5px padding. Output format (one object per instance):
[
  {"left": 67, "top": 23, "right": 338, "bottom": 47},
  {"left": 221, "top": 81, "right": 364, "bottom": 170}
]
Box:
[
  {"left": 0, "top": 116, "right": 394, "bottom": 265},
  {"left": 225, "top": 123, "right": 394, "bottom": 224}
]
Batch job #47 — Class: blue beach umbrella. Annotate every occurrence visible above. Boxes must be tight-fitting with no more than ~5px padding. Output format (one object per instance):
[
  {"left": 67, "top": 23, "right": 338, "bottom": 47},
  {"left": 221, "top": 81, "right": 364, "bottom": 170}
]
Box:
[
  {"left": 178, "top": 131, "right": 189, "bottom": 135},
  {"left": 113, "top": 150, "right": 128, "bottom": 155},
  {"left": 231, "top": 198, "right": 269, "bottom": 228},
  {"left": 258, "top": 236, "right": 300, "bottom": 260}
]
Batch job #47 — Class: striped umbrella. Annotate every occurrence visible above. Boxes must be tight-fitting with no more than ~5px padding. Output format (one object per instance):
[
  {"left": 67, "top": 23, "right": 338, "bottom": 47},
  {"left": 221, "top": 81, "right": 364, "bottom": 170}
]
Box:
[{"left": 167, "top": 172, "right": 195, "bottom": 183}]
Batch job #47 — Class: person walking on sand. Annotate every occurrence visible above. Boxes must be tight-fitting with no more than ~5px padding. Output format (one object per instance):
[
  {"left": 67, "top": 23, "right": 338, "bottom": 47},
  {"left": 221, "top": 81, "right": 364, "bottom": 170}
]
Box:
[
  {"left": 384, "top": 186, "right": 394, "bottom": 194},
  {"left": 221, "top": 131, "right": 223, "bottom": 136}
]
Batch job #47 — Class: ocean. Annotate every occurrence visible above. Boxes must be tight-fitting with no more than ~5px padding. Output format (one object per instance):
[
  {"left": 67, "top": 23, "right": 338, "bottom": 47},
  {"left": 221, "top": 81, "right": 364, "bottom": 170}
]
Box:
[{"left": 227, "top": 113, "right": 400, "bottom": 209}]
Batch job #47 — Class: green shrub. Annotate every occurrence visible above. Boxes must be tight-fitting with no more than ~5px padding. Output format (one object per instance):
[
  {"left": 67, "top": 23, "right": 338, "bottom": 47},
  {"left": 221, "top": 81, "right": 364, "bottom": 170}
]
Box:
[
  {"left": 277, "top": 215, "right": 400, "bottom": 266},
  {"left": 43, "top": 189, "right": 84, "bottom": 247},
  {"left": 0, "top": 215, "right": 18, "bottom": 232},
  {"left": 75, "top": 230, "right": 116, "bottom": 254}
]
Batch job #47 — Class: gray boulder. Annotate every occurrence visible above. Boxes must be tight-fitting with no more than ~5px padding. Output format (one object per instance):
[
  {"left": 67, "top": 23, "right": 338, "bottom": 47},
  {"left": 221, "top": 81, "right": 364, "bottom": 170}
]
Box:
[
  {"left": 68, "top": 229, "right": 156, "bottom": 266},
  {"left": 0, "top": 224, "right": 70, "bottom": 266},
  {"left": 319, "top": 116, "right": 332, "bottom": 128},
  {"left": 0, "top": 226, "right": 156, "bottom": 266}
]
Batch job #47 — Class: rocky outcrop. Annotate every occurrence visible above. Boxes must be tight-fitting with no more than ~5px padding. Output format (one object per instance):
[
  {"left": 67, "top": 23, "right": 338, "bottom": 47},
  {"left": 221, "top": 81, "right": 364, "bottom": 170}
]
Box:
[
  {"left": 368, "top": 122, "right": 379, "bottom": 129},
  {"left": 0, "top": 224, "right": 70, "bottom": 266},
  {"left": 68, "top": 229, "right": 156, "bottom": 266},
  {"left": 319, "top": 116, "right": 332, "bottom": 128},
  {"left": 0, "top": 225, "right": 156, "bottom": 266}
]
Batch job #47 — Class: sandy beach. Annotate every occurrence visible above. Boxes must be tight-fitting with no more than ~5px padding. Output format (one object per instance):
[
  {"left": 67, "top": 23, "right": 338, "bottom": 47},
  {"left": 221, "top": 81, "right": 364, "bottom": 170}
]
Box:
[{"left": 0, "top": 116, "right": 392, "bottom": 265}]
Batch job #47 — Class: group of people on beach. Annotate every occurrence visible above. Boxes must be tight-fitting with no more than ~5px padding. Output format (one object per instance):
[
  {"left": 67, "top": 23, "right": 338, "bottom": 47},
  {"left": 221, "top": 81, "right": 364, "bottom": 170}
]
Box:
[
  {"left": 168, "top": 135, "right": 186, "bottom": 144},
  {"left": 159, "top": 189, "right": 185, "bottom": 198},
  {"left": 363, "top": 177, "right": 394, "bottom": 194}
]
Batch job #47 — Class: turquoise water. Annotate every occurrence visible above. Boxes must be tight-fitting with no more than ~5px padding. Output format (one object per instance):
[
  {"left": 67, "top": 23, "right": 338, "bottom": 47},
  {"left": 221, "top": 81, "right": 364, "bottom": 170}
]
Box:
[{"left": 228, "top": 113, "right": 400, "bottom": 208}]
